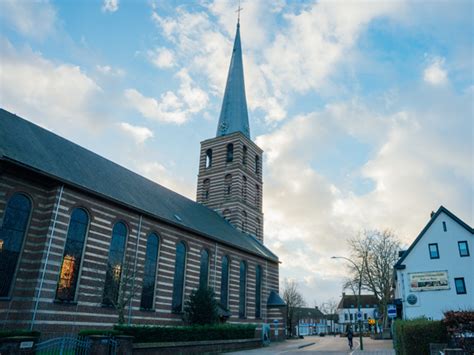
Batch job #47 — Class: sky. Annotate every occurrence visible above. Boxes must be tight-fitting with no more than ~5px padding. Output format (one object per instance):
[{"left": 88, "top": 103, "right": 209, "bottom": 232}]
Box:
[{"left": 0, "top": 0, "right": 473, "bottom": 306}]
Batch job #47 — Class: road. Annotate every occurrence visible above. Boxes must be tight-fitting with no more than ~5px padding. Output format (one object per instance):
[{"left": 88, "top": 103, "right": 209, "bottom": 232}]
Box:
[{"left": 228, "top": 335, "right": 395, "bottom": 355}]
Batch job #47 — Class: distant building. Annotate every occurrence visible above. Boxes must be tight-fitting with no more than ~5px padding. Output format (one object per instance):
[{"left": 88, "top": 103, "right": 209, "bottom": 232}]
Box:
[
  {"left": 294, "top": 307, "right": 328, "bottom": 336},
  {"left": 394, "top": 206, "right": 473, "bottom": 320},
  {"left": 336, "top": 293, "right": 379, "bottom": 332}
]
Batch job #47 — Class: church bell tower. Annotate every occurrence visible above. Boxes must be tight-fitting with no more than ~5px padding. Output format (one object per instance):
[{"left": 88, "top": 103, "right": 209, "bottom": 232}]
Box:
[{"left": 196, "top": 21, "right": 264, "bottom": 242}]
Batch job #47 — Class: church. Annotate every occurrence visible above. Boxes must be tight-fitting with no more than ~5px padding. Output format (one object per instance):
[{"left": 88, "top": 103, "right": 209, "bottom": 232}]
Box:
[{"left": 0, "top": 21, "right": 285, "bottom": 338}]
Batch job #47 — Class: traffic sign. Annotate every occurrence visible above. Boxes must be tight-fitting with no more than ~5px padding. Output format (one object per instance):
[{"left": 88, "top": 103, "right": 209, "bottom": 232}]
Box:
[
  {"left": 357, "top": 311, "right": 362, "bottom": 320},
  {"left": 387, "top": 305, "right": 397, "bottom": 318}
]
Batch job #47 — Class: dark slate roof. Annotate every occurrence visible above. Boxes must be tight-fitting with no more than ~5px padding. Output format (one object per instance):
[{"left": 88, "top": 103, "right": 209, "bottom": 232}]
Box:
[
  {"left": 294, "top": 307, "right": 325, "bottom": 319},
  {"left": 267, "top": 290, "right": 286, "bottom": 307},
  {"left": 337, "top": 294, "right": 379, "bottom": 309},
  {"left": 394, "top": 206, "right": 473, "bottom": 269},
  {"left": 0, "top": 109, "right": 278, "bottom": 262}
]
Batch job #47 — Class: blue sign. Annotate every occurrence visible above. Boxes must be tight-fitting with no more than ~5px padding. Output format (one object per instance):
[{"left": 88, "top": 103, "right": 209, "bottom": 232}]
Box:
[
  {"left": 387, "top": 305, "right": 397, "bottom": 318},
  {"left": 357, "top": 311, "right": 362, "bottom": 320}
]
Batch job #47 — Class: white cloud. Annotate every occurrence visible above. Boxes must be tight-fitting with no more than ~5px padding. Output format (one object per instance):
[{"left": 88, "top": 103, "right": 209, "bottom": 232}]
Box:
[
  {"left": 102, "top": 0, "right": 119, "bottom": 13},
  {"left": 0, "top": 39, "right": 103, "bottom": 131},
  {"left": 148, "top": 47, "right": 175, "bottom": 69},
  {"left": 124, "top": 68, "right": 208, "bottom": 124},
  {"left": 96, "top": 64, "right": 125, "bottom": 76},
  {"left": 118, "top": 122, "right": 154, "bottom": 144},
  {"left": 424, "top": 57, "right": 448, "bottom": 85},
  {"left": 0, "top": 0, "right": 57, "bottom": 39}
]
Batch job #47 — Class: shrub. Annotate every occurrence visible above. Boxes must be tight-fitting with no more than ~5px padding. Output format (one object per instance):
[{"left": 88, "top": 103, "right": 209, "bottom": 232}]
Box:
[
  {"left": 0, "top": 329, "right": 41, "bottom": 339},
  {"left": 394, "top": 318, "right": 447, "bottom": 355},
  {"left": 443, "top": 310, "right": 474, "bottom": 352},
  {"left": 78, "top": 329, "right": 123, "bottom": 337},
  {"left": 184, "top": 286, "right": 219, "bottom": 325},
  {"left": 114, "top": 324, "right": 256, "bottom": 343}
]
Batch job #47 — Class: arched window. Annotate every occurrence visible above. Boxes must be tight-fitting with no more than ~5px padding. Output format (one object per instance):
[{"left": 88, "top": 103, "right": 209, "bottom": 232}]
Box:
[
  {"left": 220, "top": 255, "right": 229, "bottom": 308},
  {"left": 203, "top": 179, "right": 210, "bottom": 200},
  {"left": 225, "top": 174, "right": 232, "bottom": 196},
  {"left": 255, "top": 155, "right": 260, "bottom": 174},
  {"left": 56, "top": 208, "right": 89, "bottom": 301},
  {"left": 255, "top": 265, "right": 262, "bottom": 318},
  {"left": 255, "top": 185, "right": 260, "bottom": 207},
  {"left": 102, "top": 221, "right": 127, "bottom": 306},
  {"left": 241, "top": 210, "right": 247, "bottom": 232},
  {"left": 226, "top": 143, "right": 234, "bottom": 163},
  {"left": 172, "top": 241, "right": 187, "bottom": 313},
  {"left": 242, "top": 145, "right": 248, "bottom": 165},
  {"left": 199, "top": 249, "right": 209, "bottom": 289},
  {"left": 140, "top": 233, "right": 159, "bottom": 310},
  {"left": 205, "top": 149, "right": 212, "bottom": 168},
  {"left": 0, "top": 193, "right": 31, "bottom": 297},
  {"left": 256, "top": 217, "right": 261, "bottom": 237},
  {"left": 242, "top": 176, "right": 247, "bottom": 201},
  {"left": 239, "top": 260, "right": 247, "bottom": 318},
  {"left": 222, "top": 209, "right": 231, "bottom": 221}
]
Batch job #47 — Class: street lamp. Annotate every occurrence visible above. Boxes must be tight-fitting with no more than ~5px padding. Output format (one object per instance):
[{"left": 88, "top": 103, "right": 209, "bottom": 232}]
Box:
[{"left": 331, "top": 256, "right": 364, "bottom": 351}]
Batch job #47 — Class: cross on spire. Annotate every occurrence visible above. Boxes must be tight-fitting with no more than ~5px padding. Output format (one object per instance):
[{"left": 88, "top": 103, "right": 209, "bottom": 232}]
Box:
[{"left": 236, "top": 0, "right": 243, "bottom": 24}]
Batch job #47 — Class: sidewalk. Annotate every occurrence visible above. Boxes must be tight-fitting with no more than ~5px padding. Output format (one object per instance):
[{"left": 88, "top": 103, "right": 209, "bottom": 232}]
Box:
[
  {"left": 228, "top": 338, "right": 315, "bottom": 354},
  {"left": 351, "top": 337, "right": 395, "bottom": 355}
]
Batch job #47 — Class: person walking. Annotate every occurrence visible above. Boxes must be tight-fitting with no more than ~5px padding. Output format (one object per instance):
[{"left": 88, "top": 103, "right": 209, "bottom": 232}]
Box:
[{"left": 347, "top": 327, "right": 354, "bottom": 350}]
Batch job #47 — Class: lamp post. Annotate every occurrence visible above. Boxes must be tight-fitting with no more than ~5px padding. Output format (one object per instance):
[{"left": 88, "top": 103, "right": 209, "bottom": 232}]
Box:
[{"left": 332, "top": 256, "right": 364, "bottom": 351}]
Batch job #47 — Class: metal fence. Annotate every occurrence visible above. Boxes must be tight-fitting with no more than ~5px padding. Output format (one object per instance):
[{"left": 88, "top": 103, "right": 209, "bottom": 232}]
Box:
[{"left": 34, "top": 336, "right": 91, "bottom": 355}]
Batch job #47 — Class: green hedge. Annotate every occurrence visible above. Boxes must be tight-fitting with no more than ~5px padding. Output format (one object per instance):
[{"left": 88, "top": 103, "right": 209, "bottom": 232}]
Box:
[
  {"left": 114, "top": 324, "right": 256, "bottom": 343},
  {"left": 0, "top": 329, "right": 41, "bottom": 339},
  {"left": 394, "top": 318, "right": 447, "bottom": 355}
]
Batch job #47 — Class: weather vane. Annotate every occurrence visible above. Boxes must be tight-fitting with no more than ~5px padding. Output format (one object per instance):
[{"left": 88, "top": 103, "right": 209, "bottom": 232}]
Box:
[{"left": 236, "top": 0, "right": 243, "bottom": 24}]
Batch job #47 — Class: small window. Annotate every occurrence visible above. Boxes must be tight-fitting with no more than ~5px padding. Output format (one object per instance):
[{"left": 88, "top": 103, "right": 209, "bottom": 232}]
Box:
[
  {"left": 205, "top": 149, "right": 212, "bottom": 168},
  {"left": 255, "top": 185, "right": 260, "bottom": 207},
  {"left": 255, "top": 155, "right": 260, "bottom": 174},
  {"left": 428, "top": 243, "right": 439, "bottom": 259},
  {"left": 242, "top": 145, "right": 247, "bottom": 165},
  {"left": 203, "top": 179, "right": 210, "bottom": 200},
  {"left": 442, "top": 221, "right": 447, "bottom": 232},
  {"left": 350, "top": 313, "right": 353, "bottom": 321},
  {"left": 225, "top": 174, "right": 232, "bottom": 196},
  {"left": 458, "top": 241, "right": 470, "bottom": 257},
  {"left": 454, "top": 278, "right": 466, "bottom": 294},
  {"left": 344, "top": 314, "right": 348, "bottom": 321},
  {"left": 242, "top": 176, "right": 247, "bottom": 201},
  {"left": 364, "top": 313, "right": 368, "bottom": 320},
  {"left": 226, "top": 143, "right": 234, "bottom": 163}
]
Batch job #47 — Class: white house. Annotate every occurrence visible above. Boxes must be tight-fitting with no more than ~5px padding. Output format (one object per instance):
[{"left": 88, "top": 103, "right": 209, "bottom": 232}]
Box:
[
  {"left": 336, "top": 293, "right": 379, "bottom": 332},
  {"left": 394, "top": 206, "right": 473, "bottom": 320}
]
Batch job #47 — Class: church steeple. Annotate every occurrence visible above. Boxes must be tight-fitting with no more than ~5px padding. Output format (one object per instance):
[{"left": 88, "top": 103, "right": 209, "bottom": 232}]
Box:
[{"left": 216, "top": 22, "right": 250, "bottom": 139}]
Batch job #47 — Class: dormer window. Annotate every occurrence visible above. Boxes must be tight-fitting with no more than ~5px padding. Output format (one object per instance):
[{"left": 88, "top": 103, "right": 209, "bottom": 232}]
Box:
[{"left": 205, "top": 149, "right": 212, "bottom": 168}]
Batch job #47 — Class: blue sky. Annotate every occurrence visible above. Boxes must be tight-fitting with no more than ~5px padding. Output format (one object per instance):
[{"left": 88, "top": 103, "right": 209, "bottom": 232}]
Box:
[{"left": 1, "top": 0, "right": 472, "bottom": 305}]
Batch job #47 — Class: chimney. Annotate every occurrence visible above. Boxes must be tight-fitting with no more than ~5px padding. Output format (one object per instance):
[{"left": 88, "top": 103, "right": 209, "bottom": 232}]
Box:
[
  {"left": 430, "top": 211, "right": 435, "bottom": 218},
  {"left": 342, "top": 292, "right": 345, "bottom": 297}
]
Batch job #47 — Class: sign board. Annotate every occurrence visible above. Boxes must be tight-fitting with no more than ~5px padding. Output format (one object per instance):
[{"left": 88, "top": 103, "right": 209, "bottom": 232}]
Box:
[
  {"left": 357, "top": 311, "right": 362, "bottom": 320},
  {"left": 20, "top": 341, "right": 34, "bottom": 349},
  {"left": 409, "top": 271, "right": 449, "bottom": 291},
  {"left": 273, "top": 319, "right": 279, "bottom": 336},
  {"left": 387, "top": 305, "right": 397, "bottom": 318}
]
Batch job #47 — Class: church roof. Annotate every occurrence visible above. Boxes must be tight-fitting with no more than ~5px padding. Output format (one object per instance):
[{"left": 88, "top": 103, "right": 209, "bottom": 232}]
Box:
[
  {"left": 216, "top": 23, "right": 250, "bottom": 139},
  {"left": 0, "top": 109, "right": 278, "bottom": 262}
]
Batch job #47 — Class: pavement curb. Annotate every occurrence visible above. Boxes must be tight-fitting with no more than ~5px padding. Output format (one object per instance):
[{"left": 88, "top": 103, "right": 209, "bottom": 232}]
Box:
[{"left": 297, "top": 342, "right": 315, "bottom": 349}]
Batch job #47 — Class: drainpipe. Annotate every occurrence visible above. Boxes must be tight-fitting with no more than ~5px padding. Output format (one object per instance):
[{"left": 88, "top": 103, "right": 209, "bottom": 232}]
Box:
[
  {"left": 128, "top": 215, "right": 142, "bottom": 325},
  {"left": 31, "top": 185, "right": 64, "bottom": 330}
]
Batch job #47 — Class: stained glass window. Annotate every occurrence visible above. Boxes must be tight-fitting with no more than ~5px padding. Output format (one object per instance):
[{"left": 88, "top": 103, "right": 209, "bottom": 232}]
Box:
[
  {"left": 56, "top": 208, "right": 89, "bottom": 301},
  {"left": 140, "top": 233, "right": 159, "bottom": 310},
  {"left": 172, "top": 241, "right": 186, "bottom": 313},
  {"left": 199, "top": 249, "right": 209, "bottom": 289},
  {"left": 0, "top": 193, "right": 31, "bottom": 297},
  {"left": 239, "top": 260, "right": 247, "bottom": 318},
  {"left": 102, "top": 222, "right": 127, "bottom": 306},
  {"left": 255, "top": 265, "right": 262, "bottom": 318},
  {"left": 220, "top": 255, "right": 229, "bottom": 307}
]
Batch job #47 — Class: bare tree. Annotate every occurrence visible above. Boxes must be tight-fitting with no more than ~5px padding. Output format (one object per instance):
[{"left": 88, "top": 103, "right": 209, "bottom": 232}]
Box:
[
  {"left": 103, "top": 255, "right": 141, "bottom": 325},
  {"left": 319, "top": 299, "right": 339, "bottom": 333},
  {"left": 282, "top": 279, "right": 306, "bottom": 337},
  {"left": 345, "top": 230, "right": 401, "bottom": 328}
]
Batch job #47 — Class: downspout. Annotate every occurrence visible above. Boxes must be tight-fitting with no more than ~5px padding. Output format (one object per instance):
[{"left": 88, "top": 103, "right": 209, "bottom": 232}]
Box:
[
  {"left": 128, "top": 215, "right": 142, "bottom": 325},
  {"left": 31, "top": 184, "right": 64, "bottom": 330}
]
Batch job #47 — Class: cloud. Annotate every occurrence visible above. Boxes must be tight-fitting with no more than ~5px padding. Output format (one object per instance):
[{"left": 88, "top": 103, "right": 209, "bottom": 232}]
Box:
[
  {"left": 96, "top": 64, "right": 125, "bottom": 77},
  {"left": 0, "top": 0, "right": 57, "bottom": 39},
  {"left": 424, "top": 57, "right": 448, "bottom": 85},
  {"left": 148, "top": 47, "right": 175, "bottom": 69},
  {"left": 0, "top": 38, "right": 103, "bottom": 131},
  {"left": 102, "top": 0, "right": 119, "bottom": 13},
  {"left": 118, "top": 122, "right": 154, "bottom": 144},
  {"left": 124, "top": 68, "right": 208, "bottom": 124}
]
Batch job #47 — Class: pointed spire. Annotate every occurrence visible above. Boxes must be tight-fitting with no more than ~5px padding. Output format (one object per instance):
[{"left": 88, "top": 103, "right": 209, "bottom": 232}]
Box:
[{"left": 216, "top": 22, "right": 250, "bottom": 139}]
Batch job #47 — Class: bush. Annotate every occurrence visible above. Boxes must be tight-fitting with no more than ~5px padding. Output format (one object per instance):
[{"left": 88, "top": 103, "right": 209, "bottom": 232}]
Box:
[
  {"left": 184, "top": 287, "right": 219, "bottom": 325},
  {"left": 78, "top": 329, "right": 123, "bottom": 337},
  {"left": 443, "top": 310, "right": 474, "bottom": 352},
  {"left": 0, "top": 329, "right": 40, "bottom": 339},
  {"left": 114, "top": 324, "right": 256, "bottom": 343},
  {"left": 394, "top": 318, "right": 447, "bottom": 355}
]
